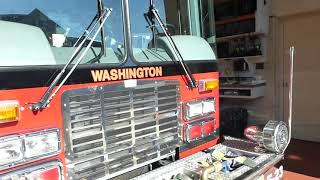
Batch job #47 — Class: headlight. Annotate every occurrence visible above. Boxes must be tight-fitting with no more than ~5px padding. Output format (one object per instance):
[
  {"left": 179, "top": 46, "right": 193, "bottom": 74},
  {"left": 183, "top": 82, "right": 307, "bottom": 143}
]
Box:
[
  {"left": 0, "top": 162, "right": 62, "bottom": 180},
  {"left": 202, "top": 99, "right": 216, "bottom": 114},
  {"left": 0, "top": 137, "right": 23, "bottom": 165},
  {"left": 185, "top": 98, "right": 215, "bottom": 120},
  {"left": 24, "top": 131, "right": 60, "bottom": 159},
  {"left": 185, "top": 102, "right": 203, "bottom": 119},
  {"left": 0, "top": 129, "right": 60, "bottom": 171}
]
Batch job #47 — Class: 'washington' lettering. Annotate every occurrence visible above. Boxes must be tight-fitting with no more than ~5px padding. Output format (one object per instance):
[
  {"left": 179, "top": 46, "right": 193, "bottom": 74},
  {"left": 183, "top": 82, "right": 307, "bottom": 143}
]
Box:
[{"left": 91, "top": 66, "right": 163, "bottom": 82}]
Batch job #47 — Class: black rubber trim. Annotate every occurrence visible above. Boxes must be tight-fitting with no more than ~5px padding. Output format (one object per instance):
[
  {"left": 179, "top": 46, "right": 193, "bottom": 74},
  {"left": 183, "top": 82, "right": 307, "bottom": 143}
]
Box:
[
  {"left": 179, "top": 128, "right": 220, "bottom": 153},
  {"left": 0, "top": 61, "right": 217, "bottom": 90}
]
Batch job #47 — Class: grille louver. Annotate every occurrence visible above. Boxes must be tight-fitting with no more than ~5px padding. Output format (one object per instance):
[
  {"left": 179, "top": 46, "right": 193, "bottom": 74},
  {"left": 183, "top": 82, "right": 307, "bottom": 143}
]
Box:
[{"left": 62, "top": 81, "right": 180, "bottom": 179}]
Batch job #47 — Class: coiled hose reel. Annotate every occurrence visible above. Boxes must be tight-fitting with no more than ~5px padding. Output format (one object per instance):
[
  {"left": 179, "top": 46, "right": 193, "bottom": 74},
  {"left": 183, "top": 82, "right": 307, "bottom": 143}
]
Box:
[
  {"left": 244, "top": 120, "right": 289, "bottom": 153},
  {"left": 244, "top": 47, "right": 295, "bottom": 154}
]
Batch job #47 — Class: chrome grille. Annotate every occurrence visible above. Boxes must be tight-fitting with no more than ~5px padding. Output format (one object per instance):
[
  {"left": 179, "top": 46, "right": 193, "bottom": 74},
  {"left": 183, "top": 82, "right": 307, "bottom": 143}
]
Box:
[{"left": 62, "top": 80, "right": 180, "bottom": 179}]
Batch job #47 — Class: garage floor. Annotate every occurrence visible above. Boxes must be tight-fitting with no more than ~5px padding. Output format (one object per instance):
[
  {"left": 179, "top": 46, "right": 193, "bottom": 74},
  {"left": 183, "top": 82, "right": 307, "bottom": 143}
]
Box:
[{"left": 284, "top": 139, "right": 320, "bottom": 179}]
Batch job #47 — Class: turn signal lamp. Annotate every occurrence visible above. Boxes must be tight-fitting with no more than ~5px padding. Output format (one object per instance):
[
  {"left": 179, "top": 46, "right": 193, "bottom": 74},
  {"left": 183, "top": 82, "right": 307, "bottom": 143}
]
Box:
[
  {"left": 202, "top": 121, "right": 215, "bottom": 135},
  {"left": 198, "top": 79, "right": 219, "bottom": 92},
  {"left": 0, "top": 100, "right": 19, "bottom": 124},
  {"left": 186, "top": 125, "right": 202, "bottom": 142},
  {"left": 185, "top": 120, "right": 216, "bottom": 142}
]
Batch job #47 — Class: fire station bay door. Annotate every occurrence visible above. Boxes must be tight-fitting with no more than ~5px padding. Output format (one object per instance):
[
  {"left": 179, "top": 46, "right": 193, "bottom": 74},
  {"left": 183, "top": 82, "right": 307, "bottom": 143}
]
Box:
[{"left": 282, "top": 11, "right": 320, "bottom": 142}]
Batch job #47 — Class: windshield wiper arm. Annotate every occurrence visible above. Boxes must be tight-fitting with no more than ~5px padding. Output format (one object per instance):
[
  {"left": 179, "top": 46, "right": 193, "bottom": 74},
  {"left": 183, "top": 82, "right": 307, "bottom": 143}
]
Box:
[
  {"left": 73, "top": 14, "right": 99, "bottom": 47},
  {"left": 73, "top": 14, "right": 105, "bottom": 64},
  {"left": 74, "top": 0, "right": 107, "bottom": 64},
  {"left": 147, "top": 1, "right": 197, "bottom": 88},
  {"left": 30, "top": 8, "right": 112, "bottom": 111}
]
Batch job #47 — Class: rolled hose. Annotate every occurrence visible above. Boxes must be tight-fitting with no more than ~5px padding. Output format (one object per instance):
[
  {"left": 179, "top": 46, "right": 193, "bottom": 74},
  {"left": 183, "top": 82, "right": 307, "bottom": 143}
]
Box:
[{"left": 201, "top": 162, "right": 222, "bottom": 180}]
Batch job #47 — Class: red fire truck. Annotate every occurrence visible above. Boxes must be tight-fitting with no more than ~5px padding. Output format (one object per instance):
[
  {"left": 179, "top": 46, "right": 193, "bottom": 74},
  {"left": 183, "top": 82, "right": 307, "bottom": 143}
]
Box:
[{"left": 0, "top": 0, "right": 289, "bottom": 179}]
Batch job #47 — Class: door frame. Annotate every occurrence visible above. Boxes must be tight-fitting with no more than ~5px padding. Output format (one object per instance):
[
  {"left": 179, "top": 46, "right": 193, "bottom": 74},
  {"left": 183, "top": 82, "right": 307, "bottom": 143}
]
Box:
[
  {"left": 270, "top": 16, "right": 285, "bottom": 122},
  {"left": 274, "top": 10, "right": 320, "bottom": 132}
]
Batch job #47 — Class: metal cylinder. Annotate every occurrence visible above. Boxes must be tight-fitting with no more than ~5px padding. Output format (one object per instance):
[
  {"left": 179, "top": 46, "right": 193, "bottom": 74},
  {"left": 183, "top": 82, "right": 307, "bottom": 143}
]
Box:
[
  {"left": 244, "top": 120, "right": 289, "bottom": 153},
  {"left": 262, "top": 120, "right": 289, "bottom": 153}
]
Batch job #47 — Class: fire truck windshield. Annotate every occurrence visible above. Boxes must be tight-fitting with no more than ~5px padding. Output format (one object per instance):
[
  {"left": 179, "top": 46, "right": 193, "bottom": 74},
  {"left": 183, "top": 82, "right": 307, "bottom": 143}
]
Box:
[
  {"left": 0, "top": 0, "right": 216, "bottom": 67},
  {"left": 129, "top": 0, "right": 217, "bottom": 63},
  {"left": 0, "top": 0, "right": 124, "bottom": 66}
]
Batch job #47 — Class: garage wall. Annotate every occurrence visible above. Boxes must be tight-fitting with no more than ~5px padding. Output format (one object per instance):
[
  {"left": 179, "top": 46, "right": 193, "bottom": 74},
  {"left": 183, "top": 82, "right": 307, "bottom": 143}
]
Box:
[
  {"left": 271, "top": 1, "right": 320, "bottom": 142},
  {"left": 281, "top": 13, "right": 320, "bottom": 142},
  {"left": 221, "top": 50, "right": 278, "bottom": 126},
  {"left": 228, "top": 0, "right": 320, "bottom": 127},
  {"left": 220, "top": 1, "right": 277, "bottom": 126},
  {"left": 272, "top": 0, "right": 320, "bottom": 17},
  {"left": 219, "top": 1, "right": 320, "bottom": 140}
]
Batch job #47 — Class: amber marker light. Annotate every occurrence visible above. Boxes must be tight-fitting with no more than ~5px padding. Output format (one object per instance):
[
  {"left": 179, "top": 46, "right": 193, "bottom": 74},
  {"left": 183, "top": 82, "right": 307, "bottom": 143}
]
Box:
[
  {"left": 0, "top": 100, "right": 20, "bottom": 124},
  {"left": 198, "top": 79, "right": 219, "bottom": 92}
]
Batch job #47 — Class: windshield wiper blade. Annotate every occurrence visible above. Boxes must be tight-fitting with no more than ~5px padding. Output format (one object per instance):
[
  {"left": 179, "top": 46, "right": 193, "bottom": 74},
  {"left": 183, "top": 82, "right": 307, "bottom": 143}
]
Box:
[
  {"left": 30, "top": 8, "right": 112, "bottom": 111},
  {"left": 147, "top": 1, "right": 197, "bottom": 88},
  {"left": 144, "top": 8, "right": 159, "bottom": 49}
]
